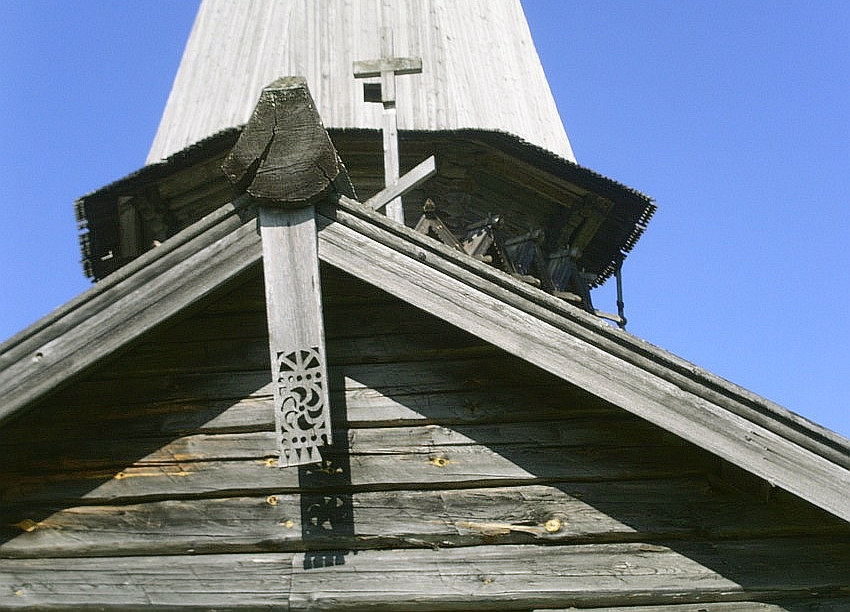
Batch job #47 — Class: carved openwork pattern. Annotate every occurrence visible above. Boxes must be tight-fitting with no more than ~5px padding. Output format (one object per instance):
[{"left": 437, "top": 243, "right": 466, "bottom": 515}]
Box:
[{"left": 275, "top": 347, "right": 330, "bottom": 466}]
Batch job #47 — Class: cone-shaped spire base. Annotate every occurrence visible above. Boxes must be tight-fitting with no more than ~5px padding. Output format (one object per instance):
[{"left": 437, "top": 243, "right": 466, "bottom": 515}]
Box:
[{"left": 147, "top": 0, "right": 574, "bottom": 164}]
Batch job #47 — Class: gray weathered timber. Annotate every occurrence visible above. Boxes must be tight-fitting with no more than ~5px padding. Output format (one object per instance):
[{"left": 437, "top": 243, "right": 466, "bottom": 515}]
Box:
[
  {"left": 4, "top": 377, "right": 551, "bottom": 447},
  {"left": 3, "top": 188, "right": 849, "bottom": 521},
  {"left": 56, "top": 326, "right": 495, "bottom": 377},
  {"left": 0, "top": 375, "right": 592, "bottom": 440},
  {"left": 259, "top": 206, "right": 331, "bottom": 466},
  {"left": 39, "top": 353, "right": 576, "bottom": 412},
  {"left": 1, "top": 416, "right": 680, "bottom": 474},
  {"left": 540, "top": 603, "right": 850, "bottom": 612},
  {"left": 2, "top": 479, "right": 844, "bottom": 559},
  {"left": 363, "top": 155, "right": 436, "bottom": 212},
  {"left": 316, "top": 198, "right": 850, "bottom": 522},
  {"left": 221, "top": 77, "right": 353, "bottom": 205},
  {"left": 3, "top": 539, "right": 850, "bottom": 610},
  {"left": 0, "top": 553, "right": 295, "bottom": 610},
  {"left": 147, "top": 0, "right": 574, "bottom": 163},
  {"left": 3, "top": 189, "right": 849, "bottom": 521},
  {"left": 0, "top": 201, "right": 259, "bottom": 427},
  {"left": 4, "top": 197, "right": 850, "bottom": 611},
  {"left": 1, "top": 440, "right": 712, "bottom": 507}
]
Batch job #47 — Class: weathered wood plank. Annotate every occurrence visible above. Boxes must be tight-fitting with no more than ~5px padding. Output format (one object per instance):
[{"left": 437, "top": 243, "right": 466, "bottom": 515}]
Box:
[
  {"left": 67, "top": 332, "right": 496, "bottom": 378},
  {"left": 317, "top": 201, "right": 850, "bottom": 522},
  {"left": 0, "top": 210, "right": 261, "bottom": 428},
  {"left": 3, "top": 539, "right": 849, "bottom": 610},
  {"left": 363, "top": 155, "right": 437, "bottom": 212},
  {"left": 0, "top": 384, "right": 613, "bottom": 445},
  {"left": 2, "top": 480, "right": 844, "bottom": 559},
  {"left": 259, "top": 205, "right": 331, "bottom": 466},
  {"left": 48, "top": 354, "right": 575, "bottom": 410},
  {"left": 285, "top": 539, "right": 850, "bottom": 611},
  {"left": 0, "top": 416, "right": 683, "bottom": 476},
  {"left": 0, "top": 552, "right": 295, "bottom": 610},
  {"left": 540, "top": 602, "right": 850, "bottom": 612},
  {"left": 0, "top": 442, "right": 713, "bottom": 506},
  {"left": 127, "top": 297, "right": 485, "bottom": 346}
]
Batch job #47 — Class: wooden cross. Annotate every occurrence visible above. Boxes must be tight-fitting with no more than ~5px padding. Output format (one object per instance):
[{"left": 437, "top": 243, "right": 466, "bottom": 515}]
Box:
[{"left": 353, "top": 27, "right": 422, "bottom": 224}]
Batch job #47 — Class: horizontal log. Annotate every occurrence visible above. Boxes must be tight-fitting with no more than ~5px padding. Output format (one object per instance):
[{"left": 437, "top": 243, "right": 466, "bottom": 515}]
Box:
[
  {"left": 0, "top": 552, "right": 294, "bottom": 610},
  {"left": 0, "top": 440, "right": 713, "bottom": 506},
  {"left": 135, "top": 298, "right": 482, "bottom": 346},
  {"left": 46, "top": 354, "right": 575, "bottom": 411},
  {"left": 2, "top": 539, "right": 849, "bottom": 610},
  {"left": 2, "top": 480, "right": 843, "bottom": 559},
  {"left": 0, "top": 384, "right": 615, "bottom": 446},
  {"left": 540, "top": 602, "right": 850, "bottom": 612},
  {"left": 77, "top": 332, "right": 497, "bottom": 378},
  {"left": 0, "top": 417, "right": 684, "bottom": 477}
]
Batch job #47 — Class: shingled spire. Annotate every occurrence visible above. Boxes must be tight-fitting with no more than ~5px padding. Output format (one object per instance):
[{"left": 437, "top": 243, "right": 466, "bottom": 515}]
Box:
[{"left": 147, "top": 0, "right": 574, "bottom": 164}]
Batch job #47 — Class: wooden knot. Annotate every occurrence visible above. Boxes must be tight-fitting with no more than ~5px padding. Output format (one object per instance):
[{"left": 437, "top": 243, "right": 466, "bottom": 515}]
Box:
[{"left": 429, "top": 456, "right": 450, "bottom": 468}]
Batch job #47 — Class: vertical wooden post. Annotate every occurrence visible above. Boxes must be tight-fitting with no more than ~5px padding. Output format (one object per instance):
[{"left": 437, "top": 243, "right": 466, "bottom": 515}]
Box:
[
  {"left": 259, "top": 206, "right": 330, "bottom": 466},
  {"left": 222, "top": 77, "right": 354, "bottom": 466}
]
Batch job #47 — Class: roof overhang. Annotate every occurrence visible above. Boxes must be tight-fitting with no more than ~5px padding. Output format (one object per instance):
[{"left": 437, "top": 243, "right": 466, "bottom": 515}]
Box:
[
  {"left": 76, "top": 127, "right": 655, "bottom": 284},
  {"left": 2, "top": 188, "right": 849, "bottom": 523}
]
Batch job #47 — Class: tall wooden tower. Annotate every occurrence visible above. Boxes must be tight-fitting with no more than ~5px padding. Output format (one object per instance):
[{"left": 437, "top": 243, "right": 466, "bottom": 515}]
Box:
[
  {"left": 147, "top": 0, "right": 574, "bottom": 164},
  {"left": 1, "top": 2, "right": 849, "bottom": 609}
]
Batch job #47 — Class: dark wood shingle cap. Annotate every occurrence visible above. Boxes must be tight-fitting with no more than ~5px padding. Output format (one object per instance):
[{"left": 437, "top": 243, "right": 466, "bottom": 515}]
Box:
[{"left": 221, "top": 77, "right": 354, "bottom": 207}]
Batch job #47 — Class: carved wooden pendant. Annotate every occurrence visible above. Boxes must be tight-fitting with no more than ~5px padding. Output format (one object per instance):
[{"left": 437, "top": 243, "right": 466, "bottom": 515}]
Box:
[
  {"left": 222, "top": 78, "right": 350, "bottom": 467},
  {"left": 259, "top": 206, "right": 331, "bottom": 467},
  {"left": 274, "top": 346, "right": 329, "bottom": 466}
]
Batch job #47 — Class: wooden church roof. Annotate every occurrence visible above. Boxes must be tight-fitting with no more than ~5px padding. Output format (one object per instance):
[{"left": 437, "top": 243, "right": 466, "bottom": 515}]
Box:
[
  {"left": 2, "top": 72, "right": 850, "bottom": 608},
  {"left": 2, "top": 3, "right": 850, "bottom": 607},
  {"left": 75, "top": 126, "right": 654, "bottom": 284},
  {"left": 2, "top": 110, "right": 848, "bottom": 522}
]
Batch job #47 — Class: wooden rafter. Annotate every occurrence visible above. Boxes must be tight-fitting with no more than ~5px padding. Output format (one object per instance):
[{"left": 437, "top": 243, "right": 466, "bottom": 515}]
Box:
[{"left": 3, "top": 148, "right": 848, "bottom": 523}]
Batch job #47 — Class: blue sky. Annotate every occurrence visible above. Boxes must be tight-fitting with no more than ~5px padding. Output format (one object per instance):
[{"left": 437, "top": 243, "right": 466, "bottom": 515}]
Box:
[{"left": 2, "top": 1, "right": 849, "bottom": 439}]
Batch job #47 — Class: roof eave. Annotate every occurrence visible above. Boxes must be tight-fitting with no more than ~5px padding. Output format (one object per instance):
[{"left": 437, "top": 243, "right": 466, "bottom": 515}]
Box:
[{"left": 3, "top": 178, "right": 847, "bottom": 524}]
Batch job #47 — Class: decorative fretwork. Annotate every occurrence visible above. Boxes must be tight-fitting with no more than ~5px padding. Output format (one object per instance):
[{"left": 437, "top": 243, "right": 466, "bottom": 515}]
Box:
[
  {"left": 413, "top": 199, "right": 629, "bottom": 327},
  {"left": 275, "top": 347, "right": 331, "bottom": 467},
  {"left": 462, "top": 214, "right": 502, "bottom": 264},
  {"left": 557, "top": 193, "right": 614, "bottom": 257}
]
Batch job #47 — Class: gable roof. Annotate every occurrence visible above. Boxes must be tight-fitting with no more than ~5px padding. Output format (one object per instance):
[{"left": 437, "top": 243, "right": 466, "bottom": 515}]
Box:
[{"left": 2, "top": 178, "right": 848, "bottom": 523}]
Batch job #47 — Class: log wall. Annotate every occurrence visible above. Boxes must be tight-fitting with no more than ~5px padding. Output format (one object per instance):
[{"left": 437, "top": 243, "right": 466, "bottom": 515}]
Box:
[{"left": 1, "top": 266, "right": 849, "bottom": 610}]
